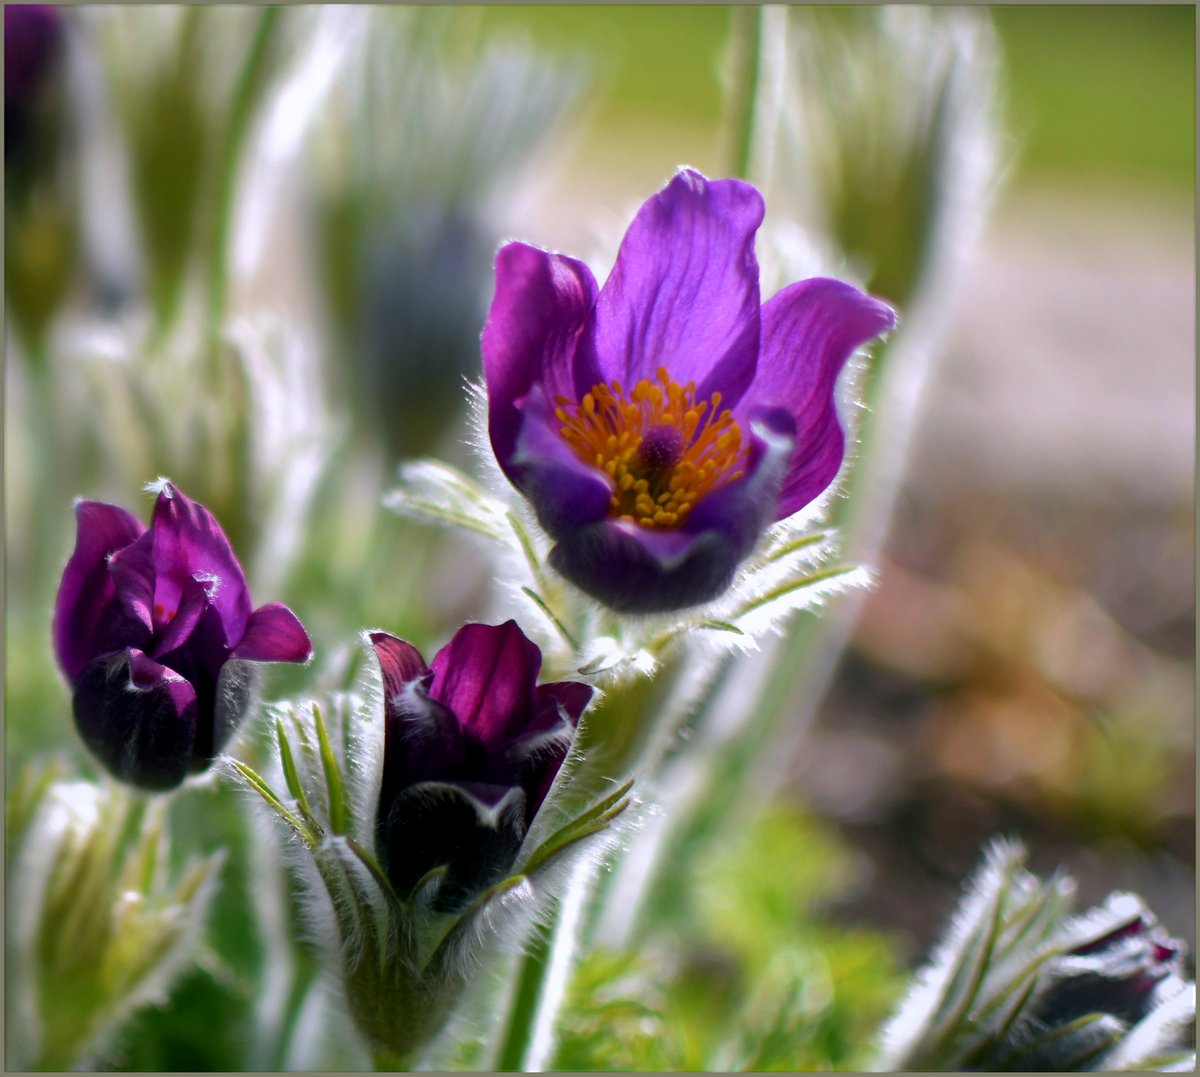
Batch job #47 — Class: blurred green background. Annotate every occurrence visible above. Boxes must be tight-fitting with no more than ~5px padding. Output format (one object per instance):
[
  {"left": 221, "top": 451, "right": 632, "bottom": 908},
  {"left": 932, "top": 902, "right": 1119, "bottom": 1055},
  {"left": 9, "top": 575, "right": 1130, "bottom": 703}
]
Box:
[{"left": 478, "top": 4, "right": 1194, "bottom": 192}]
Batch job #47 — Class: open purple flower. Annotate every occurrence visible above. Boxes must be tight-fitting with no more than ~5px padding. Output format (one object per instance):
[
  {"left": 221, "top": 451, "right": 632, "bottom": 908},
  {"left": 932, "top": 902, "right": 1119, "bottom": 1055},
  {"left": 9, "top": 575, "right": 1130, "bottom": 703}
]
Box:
[
  {"left": 53, "top": 482, "right": 312, "bottom": 791},
  {"left": 483, "top": 169, "right": 896, "bottom": 613},
  {"left": 369, "top": 620, "right": 591, "bottom": 912}
]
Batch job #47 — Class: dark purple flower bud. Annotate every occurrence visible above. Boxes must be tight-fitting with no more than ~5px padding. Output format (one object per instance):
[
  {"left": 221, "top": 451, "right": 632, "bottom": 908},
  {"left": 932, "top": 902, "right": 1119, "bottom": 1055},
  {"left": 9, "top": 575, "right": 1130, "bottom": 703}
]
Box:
[
  {"left": 1035, "top": 897, "right": 1189, "bottom": 1031},
  {"left": 483, "top": 168, "right": 896, "bottom": 614},
  {"left": 53, "top": 482, "right": 312, "bottom": 791},
  {"left": 370, "top": 620, "right": 592, "bottom": 912}
]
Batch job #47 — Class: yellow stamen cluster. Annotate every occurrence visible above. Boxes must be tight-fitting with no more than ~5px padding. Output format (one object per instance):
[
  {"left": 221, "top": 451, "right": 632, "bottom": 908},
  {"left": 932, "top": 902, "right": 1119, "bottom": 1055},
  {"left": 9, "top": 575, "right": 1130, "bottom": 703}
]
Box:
[{"left": 555, "top": 366, "right": 746, "bottom": 530}]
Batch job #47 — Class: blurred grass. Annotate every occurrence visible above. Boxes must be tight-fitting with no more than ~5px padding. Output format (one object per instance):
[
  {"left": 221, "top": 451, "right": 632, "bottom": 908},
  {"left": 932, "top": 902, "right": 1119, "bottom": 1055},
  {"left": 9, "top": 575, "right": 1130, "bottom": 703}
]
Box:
[{"left": 481, "top": 4, "right": 1194, "bottom": 192}]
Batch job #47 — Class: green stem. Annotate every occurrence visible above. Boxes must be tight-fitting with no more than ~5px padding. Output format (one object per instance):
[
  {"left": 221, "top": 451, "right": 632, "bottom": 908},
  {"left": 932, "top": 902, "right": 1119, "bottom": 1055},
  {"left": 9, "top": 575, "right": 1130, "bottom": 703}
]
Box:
[
  {"left": 206, "top": 5, "right": 280, "bottom": 353},
  {"left": 493, "top": 862, "right": 593, "bottom": 1071},
  {"left": 726, "top": 6, "right": 764, "bottom": 180},
  {"left": 372, "top": 1045, "right": 415, "bottom": 1071},
  {"left": 494, "top": 916, "right": 556, "bottom": 1071}
]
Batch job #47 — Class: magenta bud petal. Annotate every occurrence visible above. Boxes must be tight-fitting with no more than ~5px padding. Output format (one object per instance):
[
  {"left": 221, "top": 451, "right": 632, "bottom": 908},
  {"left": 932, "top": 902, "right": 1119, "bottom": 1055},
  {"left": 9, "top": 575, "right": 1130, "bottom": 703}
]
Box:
[
  {"left": 369, "top": 631, "right": 428, "bottom": 697},
  {"left": 53, "top": 500, "right": 147, "bottom": 681},
  {"left": 534, "top": 680, "right": 594, "bottom": 729},
  {"left": 427, "top": 621, "right": 543, "bottom": 747},
  {"left": 148, "top": 482, "right": 253, "bottom": 646},
  {"left": 73, "top": 650, "right": 198, "bottom": 791},
  {"left": 232, "top": 603, "right": 313, "bottom": 664}
]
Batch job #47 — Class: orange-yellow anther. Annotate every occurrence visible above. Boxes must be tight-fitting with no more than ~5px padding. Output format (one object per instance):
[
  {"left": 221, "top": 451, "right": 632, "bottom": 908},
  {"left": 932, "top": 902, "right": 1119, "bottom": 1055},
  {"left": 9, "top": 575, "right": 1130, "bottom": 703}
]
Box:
[{"left": 555, "top": 368, "right": 747, "bottom": 530}]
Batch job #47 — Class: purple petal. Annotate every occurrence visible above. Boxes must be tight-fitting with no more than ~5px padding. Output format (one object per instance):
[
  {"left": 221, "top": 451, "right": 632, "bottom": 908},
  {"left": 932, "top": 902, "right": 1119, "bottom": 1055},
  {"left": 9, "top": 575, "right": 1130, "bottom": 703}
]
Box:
[
  {"left": 369, "top": 631, "right": 465, "bottom": 796},
  {"left": 549, "top": 521, "right": 731, "bottom": 615},
  {"left": 107, "top": 529, "right": 158, "bottom": 635},
  {"left": 53, "top": 500, "right": 146, "bottom": 681},
  {"left": 428, "top": 621, "right": 542, "bottom": 747},
  {"left": 510, "top": 388, "right": 614, "bottom": 537},
  {"left": 369, "top": 631, "right": 428, "bottom": 699},
  {"left": 587, "top": 169, "right": 764, "bottom": 406},
  {"left": 5, "top": 5, "right": 63, "bottom": 112},
  {"left": 547, "top": 408, "right": 796, "bottom": 613},
  {"left": 231, "top": 603, "right": 312, "bottom": 664},
  {"left": 534, "top": 681, "right": 593, "bottom": 730},
  {"left": 147, "top": 483, "right": 253, "bottom": 646},
  {"left": 147, "top": 573, "right": 211, "bottom": 660},
  {"left": 483, "top": 242, "right": 600, "bottom": 483},
  {"left": 506, "top": 719, "right": 576, "bottom": 818},
  {"left": 749, "top": 278, "right": 896, "bottom": 519},
  {"left": 72, "top": 649, "right": 198, "bottom": 791}
]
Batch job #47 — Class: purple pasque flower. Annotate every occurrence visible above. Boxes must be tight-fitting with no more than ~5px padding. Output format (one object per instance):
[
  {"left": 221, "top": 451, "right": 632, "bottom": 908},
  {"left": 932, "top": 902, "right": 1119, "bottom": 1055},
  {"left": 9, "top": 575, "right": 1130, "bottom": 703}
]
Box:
[
  {"left": 483, "top": 168, "right": 897, "bottom": 614},
  {"left": 53, "top": 482, "right": 312, "bottom": 791},
  {"left": 369, "top": 620, "right": 592, "bottom": 912}
]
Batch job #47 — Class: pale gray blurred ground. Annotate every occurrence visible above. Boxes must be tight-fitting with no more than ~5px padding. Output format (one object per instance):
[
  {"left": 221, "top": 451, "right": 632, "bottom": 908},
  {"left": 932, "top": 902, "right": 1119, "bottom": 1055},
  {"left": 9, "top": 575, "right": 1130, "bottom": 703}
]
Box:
[{"left": 914, "top": 184, "right": 1194, "bottom": 508}]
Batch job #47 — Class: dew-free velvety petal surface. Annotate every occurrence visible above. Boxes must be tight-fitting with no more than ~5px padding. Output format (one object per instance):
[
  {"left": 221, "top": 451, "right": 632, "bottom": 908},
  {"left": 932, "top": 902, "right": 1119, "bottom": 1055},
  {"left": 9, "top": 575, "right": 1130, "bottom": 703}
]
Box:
[
  {"left": 484, "top": 243, "right": 600, "bottom": 483},
  {"left": 428, "top": 620, "right": 542, "bottom": 747},
  {"left": 751, "top": 278, "right": 897, "bottom": 519},
  {"left": 373, "top": 621, "right": 591, "bottom": 909},
  {"left": 53, "top": 500, "right": 146, "bottom": 681},
  {"left": 73, "top": 649, "right": 198, "bottom": 790},
  {"left": 148, "top": 483, "right": 252, "bottom": 645},
  {"left": 510, "top": 389, "right": 614, "bottom": 536},
  {"left": 587, "top": 170, "right": 764, "bottom": 405},
  {"left": 232, "top": 602, "right": 313, "bottom": 664}
]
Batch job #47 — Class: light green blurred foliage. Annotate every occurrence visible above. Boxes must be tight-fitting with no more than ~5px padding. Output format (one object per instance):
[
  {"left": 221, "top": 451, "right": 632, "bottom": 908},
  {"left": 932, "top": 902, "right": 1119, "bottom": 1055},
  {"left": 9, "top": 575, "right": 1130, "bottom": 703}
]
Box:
[
  {"left": 6, "top": 770, "right": 223, "bottom": 1071},
  {"left": 992, "top": 5, "right": 1194, "bottom": 190},
  {"left": 553, "top": 804, "right": 904, "bottom": 1071}
]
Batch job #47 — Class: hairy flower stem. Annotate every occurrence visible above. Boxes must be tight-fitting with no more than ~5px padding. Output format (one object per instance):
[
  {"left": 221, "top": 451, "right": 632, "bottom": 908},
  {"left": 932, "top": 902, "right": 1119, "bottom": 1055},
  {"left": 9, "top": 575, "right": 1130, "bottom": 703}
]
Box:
[
  {"left": 725, "top": 6, "right": 764, "bottom": 180},
  {"left": 205, "top": 5, "right": 278, "bottom": 355},
  {"left": 494, "top": 863, "right": 593, "bottom": 1071},
  {"left": 494, "top": 917, "right": 555, "bottom": 1071}
]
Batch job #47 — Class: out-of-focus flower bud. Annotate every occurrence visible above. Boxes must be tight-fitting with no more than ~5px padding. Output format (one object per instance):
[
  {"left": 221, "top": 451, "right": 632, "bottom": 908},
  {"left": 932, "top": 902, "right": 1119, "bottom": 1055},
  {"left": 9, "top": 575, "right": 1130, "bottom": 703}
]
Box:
[
  {"left": 874, "top": 839, "right": 1196, "bottom": 1072},
  {"left": 53, "top": 480, "right": 312, "bottom": 790},
  {"left": 6, "top": 770, "right": 223, "bottom": 1070}
]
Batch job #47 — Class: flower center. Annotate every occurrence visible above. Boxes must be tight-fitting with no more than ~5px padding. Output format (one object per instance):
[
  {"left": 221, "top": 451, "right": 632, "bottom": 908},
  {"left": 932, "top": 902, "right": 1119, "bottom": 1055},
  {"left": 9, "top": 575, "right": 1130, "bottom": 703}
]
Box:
[{"left": 554, "top": 366, "right": 746, "bottom": 529}]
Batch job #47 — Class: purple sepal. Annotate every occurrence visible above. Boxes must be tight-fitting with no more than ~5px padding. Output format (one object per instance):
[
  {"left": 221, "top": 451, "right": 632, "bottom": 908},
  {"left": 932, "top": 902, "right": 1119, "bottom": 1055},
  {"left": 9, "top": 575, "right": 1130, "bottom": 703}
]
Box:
[
  {"left": 232, "top": 603, "right": 314, "bottom": 663},
  {"left": 73, "top": 649, "right": 198, "bottom": 791},
  {"left": 588, "top": 170, "right": 764, "bottom": 403},
  {"left": 427, "top": 620, "right": 544, "bottom": 746},
  {"left": 53, "top": 482, "right": 312, "bottom": 790},
  {"left": 54, "top": 501, "right": 146, "bottom": 682},
  {"left": 752, "top": 278, "right": 897, "bottom": 518},
  {"left": 484, "top": 242, "right": 601, "bottom": 488},
  {"left": 369, "top": 622, "right": 592, "bottom": 908}
]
